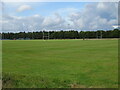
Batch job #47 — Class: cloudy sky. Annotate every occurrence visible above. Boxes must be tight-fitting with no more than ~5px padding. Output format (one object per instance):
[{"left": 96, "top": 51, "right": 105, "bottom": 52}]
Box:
[{"left": 1, "top": 2, "right": 118, "bottom": 32}]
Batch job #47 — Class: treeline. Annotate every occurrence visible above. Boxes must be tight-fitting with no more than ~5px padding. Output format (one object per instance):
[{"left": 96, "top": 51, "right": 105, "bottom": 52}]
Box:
[{"left": 1, "top": 29, "right": 120, "bottom": 39}]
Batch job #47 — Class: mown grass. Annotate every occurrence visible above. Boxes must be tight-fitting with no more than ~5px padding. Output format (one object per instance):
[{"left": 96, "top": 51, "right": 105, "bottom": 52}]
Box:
[{"left": 2, "top": 39, "right": 118, "bottom": 88}]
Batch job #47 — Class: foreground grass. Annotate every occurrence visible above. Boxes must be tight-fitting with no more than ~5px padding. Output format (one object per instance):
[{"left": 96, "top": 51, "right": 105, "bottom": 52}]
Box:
[{"left": 2, "top": 39, "right": 118, "bottom": 88}]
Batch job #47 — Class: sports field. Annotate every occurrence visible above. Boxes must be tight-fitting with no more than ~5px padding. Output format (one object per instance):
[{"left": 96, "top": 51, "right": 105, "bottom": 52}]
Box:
[{"left": 2, "top": 39, "right": 118, "bottom": 88}]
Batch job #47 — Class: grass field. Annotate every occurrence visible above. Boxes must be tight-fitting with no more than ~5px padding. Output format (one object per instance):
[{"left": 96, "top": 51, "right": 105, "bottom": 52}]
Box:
[{"left": 2, "top": 39, "right": 118, "bottom": 88}]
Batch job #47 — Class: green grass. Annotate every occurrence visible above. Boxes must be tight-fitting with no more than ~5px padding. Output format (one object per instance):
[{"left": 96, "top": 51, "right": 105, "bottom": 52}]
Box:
[{"left": 2, "top": 39, "right": 118, "bottom": 88}]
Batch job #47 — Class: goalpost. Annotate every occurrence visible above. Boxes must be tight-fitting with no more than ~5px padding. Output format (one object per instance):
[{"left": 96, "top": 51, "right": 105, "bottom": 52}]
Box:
[{"left": 42, "top": 29, "right": 50, "bottom": 40}]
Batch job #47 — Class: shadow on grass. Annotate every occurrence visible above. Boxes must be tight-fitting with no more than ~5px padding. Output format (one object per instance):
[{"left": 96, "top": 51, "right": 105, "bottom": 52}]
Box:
[{"left": 2, "top": 72, "right": 74, "bottom": 88}]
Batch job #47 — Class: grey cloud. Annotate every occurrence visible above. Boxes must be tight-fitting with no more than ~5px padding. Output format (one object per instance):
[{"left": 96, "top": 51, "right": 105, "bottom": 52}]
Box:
[
  {"left": 2, "top": 2, "right": 118, "bottom": 32},
  {"left": 42, "top": 13, "right": 65, "bottom": 30},
  {"left": 69, "top": 2, "right": 118, "bottom": 30}
]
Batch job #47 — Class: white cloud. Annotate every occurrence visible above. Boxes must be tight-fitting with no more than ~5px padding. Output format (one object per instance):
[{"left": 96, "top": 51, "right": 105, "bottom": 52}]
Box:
[
  {"left": 33, "top": 14, "right": 40, "bottom": 17},
  {"left": 1, "top": 2, "right": 118, "bottom": 32},
  {"left": 42, "top": 13, "right": 65, "bottom": 29},
  {"left": 16, "top": 5, "right": 32, "bottom": 12},
  {"left": 69, "top": 2, "right": 118, "bottom": 30}
]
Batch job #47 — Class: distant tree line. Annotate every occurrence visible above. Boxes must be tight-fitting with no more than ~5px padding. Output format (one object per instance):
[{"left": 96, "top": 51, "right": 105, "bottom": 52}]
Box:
[{"left": 1, "top": 29, "right": 120, "bottom": 40}]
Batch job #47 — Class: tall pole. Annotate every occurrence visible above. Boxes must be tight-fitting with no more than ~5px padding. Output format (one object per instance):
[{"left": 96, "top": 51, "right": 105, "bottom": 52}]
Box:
[
  {"left": 22, "top": 23, "right": 24, "bottom": 39},
  {"left": 101, "top": 30, "right": 102, "bottom": 39},
  {"left": 31, "top": 26, "right": 34, "bottom": 40},
  {"left": 48, "top": 31, "right": 49, "bottom": 40},
  {"left": 96, "top": 31, "right": 98, "bottom": 39},
  {"left": 43, "top": 30, "right": 44, "bottom": 40}
]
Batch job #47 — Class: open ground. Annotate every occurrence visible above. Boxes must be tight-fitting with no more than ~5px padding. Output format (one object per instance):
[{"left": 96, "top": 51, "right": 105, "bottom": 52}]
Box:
[{"left": 2, "top": 39, "right": 118, "bottom": 88}]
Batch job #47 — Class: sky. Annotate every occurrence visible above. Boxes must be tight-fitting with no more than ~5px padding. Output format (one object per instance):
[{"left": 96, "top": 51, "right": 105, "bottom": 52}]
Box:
[{"left": 1, "top": 2, "right": 118, "bottom": 32}]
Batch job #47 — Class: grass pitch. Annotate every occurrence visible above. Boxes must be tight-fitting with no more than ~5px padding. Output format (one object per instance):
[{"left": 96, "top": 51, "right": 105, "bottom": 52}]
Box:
[{"left": 2, "top": 39, "right": 118, "bottom": 88}]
